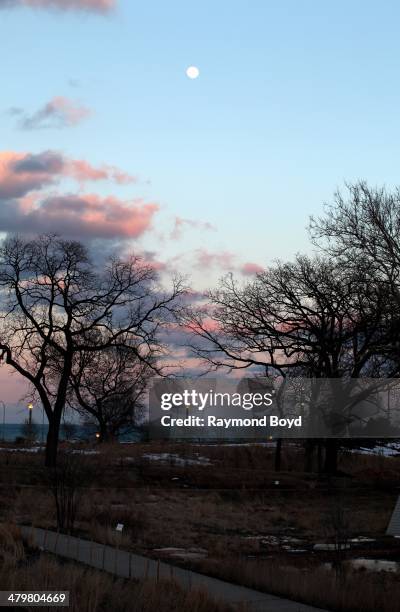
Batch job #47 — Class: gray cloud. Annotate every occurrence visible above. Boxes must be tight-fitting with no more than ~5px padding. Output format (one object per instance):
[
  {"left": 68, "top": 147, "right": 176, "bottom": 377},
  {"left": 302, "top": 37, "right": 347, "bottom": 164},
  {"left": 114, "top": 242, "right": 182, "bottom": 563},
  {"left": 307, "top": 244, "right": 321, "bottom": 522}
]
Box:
[
  {"left": 15, "top": 97, "right": 91, "bottom": 130},
  {"left": 0, "top": 0, "right": 116, "bottom": 13}
]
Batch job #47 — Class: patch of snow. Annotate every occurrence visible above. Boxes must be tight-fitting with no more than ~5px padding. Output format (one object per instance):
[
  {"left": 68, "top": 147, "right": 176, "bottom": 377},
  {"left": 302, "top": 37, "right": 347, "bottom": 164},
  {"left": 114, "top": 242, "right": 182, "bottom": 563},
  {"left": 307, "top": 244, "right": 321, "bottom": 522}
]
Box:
[
  {"left": 0, "top": 446, "right": 44, "bottom": 453},
  {"left": 244, "top": 535, "right": 306, "bottom": 548},
  {"left": 142, "top": 453, "right": 210, "bottom": 466},
  {"left": 349, "top": 536, "right": 376, "bottom": 544},
  {"left": 202, "top": 442, "right": 276, "bottom": 448},
  {"left": 351, "top": 443, "right": 400, "bottom": 457},
  {"left": 325, "top": 558, "right": 400, "bottom": 573},
  {"left": 287, "top": 548, "right": 308, "bottom": 553},
  {"left": 153, "top": 547, "right": 207, "bottom": 561},
  {"left": 351, "top": 558, "right": 399, "bottom": 572},
  {"left": 314, "top": 543, "right": 350, "bottom": 551},
  {"left": 283, "top": 537, "right": 305, "bottom": 545}
]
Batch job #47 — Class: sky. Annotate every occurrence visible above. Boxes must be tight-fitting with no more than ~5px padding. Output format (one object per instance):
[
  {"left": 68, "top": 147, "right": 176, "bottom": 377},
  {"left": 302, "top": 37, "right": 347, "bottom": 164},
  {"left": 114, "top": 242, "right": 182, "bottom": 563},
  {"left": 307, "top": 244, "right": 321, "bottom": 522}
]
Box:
[{"left": 2, "top": 0, "right": 400, "bottom": 417}]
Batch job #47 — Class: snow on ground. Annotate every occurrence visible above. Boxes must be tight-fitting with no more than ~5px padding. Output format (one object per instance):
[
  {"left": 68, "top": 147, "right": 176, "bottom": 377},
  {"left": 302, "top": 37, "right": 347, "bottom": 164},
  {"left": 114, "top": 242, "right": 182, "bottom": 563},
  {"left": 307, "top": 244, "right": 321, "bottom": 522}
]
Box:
[
  {"left": 351, "top": 442, "right": 400, "bottom": 456},
  {"left": 201, "top": 442, "right": 276, "bottom": 447},
  {"left": 0, "top": 446, "right": 99, "bottom": 455},
  {"left": 153, "top": 547, "right": 208, "bottom": 560},
  {"left": 0, "top": 446, "right": 44, "bottom": 453},
  {"left": 142, "top": 453, "right": 211, "bottom": 466}
]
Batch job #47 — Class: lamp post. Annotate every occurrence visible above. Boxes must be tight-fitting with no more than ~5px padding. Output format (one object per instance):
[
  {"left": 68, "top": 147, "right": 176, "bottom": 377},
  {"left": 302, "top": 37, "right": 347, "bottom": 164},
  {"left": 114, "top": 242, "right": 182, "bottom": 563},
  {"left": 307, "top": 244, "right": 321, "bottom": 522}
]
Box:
[
  {"left": 27, "top": 402, "right": 33, "bottom": 427},
  {"left": 0, "top": 401, "right": 5, "bottom": 442},
  {"left": 27, "top": 403, "right": 34, "bottom": 442}
]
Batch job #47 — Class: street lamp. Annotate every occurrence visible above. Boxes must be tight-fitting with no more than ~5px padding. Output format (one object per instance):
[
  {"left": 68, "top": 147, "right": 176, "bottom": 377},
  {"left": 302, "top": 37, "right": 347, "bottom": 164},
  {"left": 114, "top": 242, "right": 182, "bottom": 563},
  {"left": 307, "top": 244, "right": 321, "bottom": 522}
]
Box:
[
  {"left": 0, "top": 401, "right": 5, "bottom": 442},
  {"left": 27, "top": 402, "right": 33, "bottom": 427}
]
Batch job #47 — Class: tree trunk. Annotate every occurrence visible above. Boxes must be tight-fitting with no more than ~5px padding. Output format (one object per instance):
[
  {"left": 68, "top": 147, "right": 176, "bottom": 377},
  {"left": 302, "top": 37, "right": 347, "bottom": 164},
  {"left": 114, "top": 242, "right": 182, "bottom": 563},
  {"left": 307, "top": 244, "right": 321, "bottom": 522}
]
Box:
[
  {"left": 274, "top": 438, "right": 282, "bottom": 471},
  {"left": 304, "top": 440, "right": 315, "bottom": 472},
  {"left": 45, "top": 354, "right": 72, "bottom": 467},
  {"left": 324, "top": 439, "right": 338, "bottom": 475},
  {"left": 98, "top": 419, "right": 109, "bottom": 443},
  {"left": 45, "top": 417, "right": 61, "bottom": 468},
  {"left": 317, "top": 441, "right": 323, "bottom": 474}
]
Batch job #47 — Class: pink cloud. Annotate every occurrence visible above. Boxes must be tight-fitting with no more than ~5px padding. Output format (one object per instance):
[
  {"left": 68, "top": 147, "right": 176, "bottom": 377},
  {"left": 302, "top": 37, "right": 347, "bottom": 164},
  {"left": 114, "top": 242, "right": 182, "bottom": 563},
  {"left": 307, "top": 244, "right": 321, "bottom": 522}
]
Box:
[
  {"left": 18, "top": 97, "right": 91, "bottom": 130},
  {"left": 0, "top": 151, "right": 62, "bottom": 198},
  {"left": 170, "top": 216, "right": 215, "bottom": 239},
  {"left": 0, "top": 149, "right": 155, "bottom": 240},
  {"left": 1, "top": 193, "right": 158, "bottom": 239},
  {"left": 0, "top": 150, "right": 135, "bottom": 199},
  {"left": 1, "top": 0, "right": 116, "bottom": 12},
  {"left": 68, "top": 160, "right": 136, "bottom": 184},
  {"left": 241, "top": 262, "right": 264, "bottom": 276},
  {"left": 182, "top": 318, "right": 221, "bottom": 334},
  {"left": 194, "top": 249, "right": 237, "bottom": 270}
]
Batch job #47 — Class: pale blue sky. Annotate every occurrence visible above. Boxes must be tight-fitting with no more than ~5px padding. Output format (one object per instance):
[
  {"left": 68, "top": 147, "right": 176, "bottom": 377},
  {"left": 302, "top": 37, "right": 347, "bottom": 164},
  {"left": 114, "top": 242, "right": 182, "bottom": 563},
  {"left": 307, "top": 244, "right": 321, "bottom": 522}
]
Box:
[
  {"left": 2, "top": 0, "right": 400, "bottom": 414},
  {"left": 3, "top": 0, "right": 400, "bottom": 276}
]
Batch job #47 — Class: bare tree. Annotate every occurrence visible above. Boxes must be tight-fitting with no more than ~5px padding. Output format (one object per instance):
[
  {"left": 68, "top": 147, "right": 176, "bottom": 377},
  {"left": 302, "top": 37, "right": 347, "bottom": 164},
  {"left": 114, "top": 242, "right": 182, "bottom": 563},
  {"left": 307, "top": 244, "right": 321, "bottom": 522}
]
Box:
[
  {"left": 308, "top": 182, "right": 400, "bottom": 467},
  {"left": 48, "top": 451, "right": 92, "bottom": 533},
  {"left": 310, "top": 181, "right": 400, "bottom": 304},
  {"left": 184, "top": 255, "right": 400, "bottom": 473},
  {"left": 0, "top": 235, "right": 184, "bottom": 466},
  {"left": 69, "top": 343, "right": 153, "bottom": 442}
]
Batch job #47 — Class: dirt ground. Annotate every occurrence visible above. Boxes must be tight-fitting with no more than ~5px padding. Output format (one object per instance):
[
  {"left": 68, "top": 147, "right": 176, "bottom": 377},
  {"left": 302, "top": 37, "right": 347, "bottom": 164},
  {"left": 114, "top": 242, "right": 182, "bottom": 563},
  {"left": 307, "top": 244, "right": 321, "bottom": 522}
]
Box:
[{"left": 1, "top": 440, "right": 400, "bottom": 612}]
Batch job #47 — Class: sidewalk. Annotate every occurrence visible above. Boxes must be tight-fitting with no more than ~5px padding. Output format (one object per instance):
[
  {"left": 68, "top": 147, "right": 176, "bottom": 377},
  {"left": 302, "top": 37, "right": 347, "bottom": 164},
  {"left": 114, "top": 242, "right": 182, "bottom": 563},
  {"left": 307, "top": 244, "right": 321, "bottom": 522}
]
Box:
[{"left": 21, "top": 526, "right": 329, "bottom": 612}]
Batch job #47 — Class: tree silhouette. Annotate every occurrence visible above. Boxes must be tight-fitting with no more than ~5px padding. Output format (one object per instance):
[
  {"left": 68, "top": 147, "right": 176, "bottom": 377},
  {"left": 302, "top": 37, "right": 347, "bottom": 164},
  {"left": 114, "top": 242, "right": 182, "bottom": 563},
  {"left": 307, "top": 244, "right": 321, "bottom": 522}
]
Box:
[
  {"left": 69, "top": 342, "right": 153, "bottom": 442},
  {"left": 0, "top": 234, "right": 184, "bottom": 466},
  {"left": 185, "top": 254, "right": 400, "bottom": 473}
]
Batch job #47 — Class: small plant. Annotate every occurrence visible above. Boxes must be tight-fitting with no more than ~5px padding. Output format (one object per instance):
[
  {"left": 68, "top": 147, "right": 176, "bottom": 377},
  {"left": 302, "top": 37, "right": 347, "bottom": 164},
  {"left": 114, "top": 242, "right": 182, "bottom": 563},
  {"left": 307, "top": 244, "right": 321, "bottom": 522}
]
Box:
[
  {"left": 47, "top": 452, "right": 92, "bottom": 533},
  {"left": 323, "top": 499, "right": 351, "bottom": 582},
  {"left": 0, "top": 523, "right": 24, "bottom": 569}
]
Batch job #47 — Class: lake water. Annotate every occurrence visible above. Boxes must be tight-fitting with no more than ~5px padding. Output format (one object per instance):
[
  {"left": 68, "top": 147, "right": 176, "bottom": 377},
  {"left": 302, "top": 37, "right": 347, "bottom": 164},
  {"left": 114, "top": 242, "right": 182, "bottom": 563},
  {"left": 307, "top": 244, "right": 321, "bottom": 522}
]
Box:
[{"left": 0, "top": 424, "right": 141, "bottom": 443}]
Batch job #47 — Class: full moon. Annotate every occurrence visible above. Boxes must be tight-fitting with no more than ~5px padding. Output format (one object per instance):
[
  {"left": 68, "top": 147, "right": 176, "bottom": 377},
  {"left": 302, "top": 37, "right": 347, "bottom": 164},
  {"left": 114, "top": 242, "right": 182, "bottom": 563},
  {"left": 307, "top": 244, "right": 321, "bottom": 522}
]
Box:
[{"left": 186, "top": 66, "right": 200, "bottom": 79}]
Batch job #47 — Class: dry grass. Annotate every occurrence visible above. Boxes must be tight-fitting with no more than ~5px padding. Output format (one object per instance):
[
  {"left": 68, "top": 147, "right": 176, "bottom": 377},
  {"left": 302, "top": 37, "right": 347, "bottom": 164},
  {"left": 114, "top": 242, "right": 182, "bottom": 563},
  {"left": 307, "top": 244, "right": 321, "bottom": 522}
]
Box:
[
  {"left": 1, "top": 442, "right": 400, "bottom": 612},
  {"left": 74, "top": 486, "right": 393, "bottom": 554},
  {"left": 2, "top": 444, "right": 396, "bottom": 555},
  {"left": 196, "top": 556, "right": 399, "bottom": 612},
  {"left": 0, "top": 523, "right": 235, "bottom": 612}
]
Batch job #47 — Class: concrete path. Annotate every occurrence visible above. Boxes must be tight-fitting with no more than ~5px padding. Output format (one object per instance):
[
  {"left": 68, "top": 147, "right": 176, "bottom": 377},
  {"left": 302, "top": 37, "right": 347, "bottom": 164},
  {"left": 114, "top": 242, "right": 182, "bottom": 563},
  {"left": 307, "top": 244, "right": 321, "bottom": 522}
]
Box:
[{"left": 21, "top": 526, "right": 329, "bottom": 612}]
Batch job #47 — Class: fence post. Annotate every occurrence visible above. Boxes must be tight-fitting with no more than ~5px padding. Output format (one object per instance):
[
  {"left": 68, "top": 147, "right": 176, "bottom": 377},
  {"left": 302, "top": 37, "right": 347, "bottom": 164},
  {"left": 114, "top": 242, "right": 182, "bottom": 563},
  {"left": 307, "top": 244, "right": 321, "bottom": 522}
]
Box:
[
  {"left": 129, "top": 553, "right": 132, "bottom": 579},
  {"left": 156, "top": 559, "right": 160, "bottom": 583},
  {"left": 102, "top": 544, "right": 106, "bottom": 571}
]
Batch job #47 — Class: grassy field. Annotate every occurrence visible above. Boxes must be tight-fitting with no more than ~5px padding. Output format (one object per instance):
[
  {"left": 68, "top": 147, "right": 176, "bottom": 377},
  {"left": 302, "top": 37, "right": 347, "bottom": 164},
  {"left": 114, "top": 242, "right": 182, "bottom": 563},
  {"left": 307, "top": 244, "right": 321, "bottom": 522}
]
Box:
[
  {"left": 0, "top": 523, "right": 236, "bottom": 612},
  {"left": 1, "top": 440, "right": 400, "bottom": 611}
]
